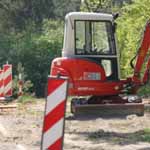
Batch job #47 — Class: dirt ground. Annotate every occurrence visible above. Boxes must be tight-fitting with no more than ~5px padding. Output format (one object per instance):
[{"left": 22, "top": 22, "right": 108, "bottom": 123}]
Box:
[
  {"left": 0, "top": 100, "right": 44, "bottom": 150},
  {"left": 0, "top": 99, "right": 150, "bottom": 150}
]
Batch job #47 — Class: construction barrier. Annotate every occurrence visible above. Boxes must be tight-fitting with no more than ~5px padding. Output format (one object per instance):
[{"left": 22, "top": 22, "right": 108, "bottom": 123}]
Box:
[
  {"left": 0, "top": 63, "right": 13, "bottom": 99},
  {"left": 41, "top": 76, "right": 68, "bottom": 150},
  {"left": 0, "top": 69, "right": 4, "bottom": 97},
  {"left": 3, "top": 64, "right": 12, "bottom": 97}
]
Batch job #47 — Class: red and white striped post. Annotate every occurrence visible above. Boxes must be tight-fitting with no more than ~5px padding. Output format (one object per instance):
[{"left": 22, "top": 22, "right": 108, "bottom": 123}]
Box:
[
  {"left": 3, "top": 64, "right": 12, "bottom": 97},
  {"left": 0, "top": 69, "right": 4, "bottom": 97},
  {"left": 41, "top": 76, "right": 68, "bottom": 150}
]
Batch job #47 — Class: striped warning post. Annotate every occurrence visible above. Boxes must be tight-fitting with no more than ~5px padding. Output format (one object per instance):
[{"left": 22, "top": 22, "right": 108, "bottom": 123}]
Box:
[
  {"left": 41, "top": 76, "right": 68, "bottom": 150},
  {"left": 0, "top": 70, "right": 4, "bottom": 97},
  {"left": 3, "top": 64, "right": 12, "bottom": 97}
]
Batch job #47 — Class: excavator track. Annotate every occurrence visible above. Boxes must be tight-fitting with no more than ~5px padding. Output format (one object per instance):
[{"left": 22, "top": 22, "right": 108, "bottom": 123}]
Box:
[{"left": 71, "top": 96, "right": 144, "bottom": 117}]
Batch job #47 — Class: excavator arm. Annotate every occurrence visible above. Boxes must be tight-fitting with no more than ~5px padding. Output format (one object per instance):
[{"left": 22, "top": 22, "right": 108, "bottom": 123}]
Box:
[
  {"left": 132, "top": 21, "right": 150, "bottom": 84},
  {"left": 142, "top": 57, "right": 150, "bottom": 83}
]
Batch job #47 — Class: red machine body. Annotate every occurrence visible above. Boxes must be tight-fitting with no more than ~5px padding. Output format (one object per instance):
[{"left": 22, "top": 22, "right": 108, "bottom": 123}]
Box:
[
  {"left": 50, "top": 12, "right": 150, "bottom": 114},
  {"left": 51, "top": 57, "right": 129, "bottom": 96}
]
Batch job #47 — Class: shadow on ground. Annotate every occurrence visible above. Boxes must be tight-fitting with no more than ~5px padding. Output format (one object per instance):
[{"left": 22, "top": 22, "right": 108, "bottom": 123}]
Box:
[
  {"left": 67, "top": 129, "right": 150, "bottom": 145},
  {"left": 65, "top": 114, "right": 130, "bottom": 121}
]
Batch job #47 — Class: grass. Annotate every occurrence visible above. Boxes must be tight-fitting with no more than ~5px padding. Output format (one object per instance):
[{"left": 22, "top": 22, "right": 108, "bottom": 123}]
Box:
[
  {"left": 142, "top": 128, "right": 150, "bottom": 142},
  {"left": 17, "top": 95, "right": 45, "bottom": 116},
  {"left": 17, "top": 95, "right": 37, "bottom": 104}
]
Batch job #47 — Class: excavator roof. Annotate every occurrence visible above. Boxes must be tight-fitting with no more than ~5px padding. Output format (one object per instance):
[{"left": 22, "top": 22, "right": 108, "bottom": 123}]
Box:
[{"left": 65, "top": 12, "right": 113, "bottom": 22}]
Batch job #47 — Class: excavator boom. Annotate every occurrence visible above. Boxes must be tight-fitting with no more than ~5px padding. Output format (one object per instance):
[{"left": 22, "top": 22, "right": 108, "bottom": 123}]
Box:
[
  {"left": 143, "top": 57, "right": 150, "bottom": 83},
  {"left": 132, "top": 21, "right": 150, "bottom": 84}
]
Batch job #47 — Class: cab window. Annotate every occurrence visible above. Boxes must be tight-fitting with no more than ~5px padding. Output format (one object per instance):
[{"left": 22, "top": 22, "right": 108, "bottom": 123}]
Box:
[{"left": 75, "top": 20, "right": 116, "bottom": 55}]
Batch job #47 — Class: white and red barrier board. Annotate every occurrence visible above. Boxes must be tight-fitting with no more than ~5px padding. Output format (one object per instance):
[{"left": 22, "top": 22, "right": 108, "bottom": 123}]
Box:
[
  {"left": 41, "top": 77, "right": 68, "bottom": 150},
  {"left": 0, "top": 63, "right": 12, "bottom": 99},
  {"left": 3, "top": 64, "right": 12, "bottom": 97}
]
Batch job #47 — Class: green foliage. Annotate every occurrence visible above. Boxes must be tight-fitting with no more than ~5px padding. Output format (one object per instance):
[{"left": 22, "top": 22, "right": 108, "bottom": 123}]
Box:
[
  {"left": 142, "top": 128, "right": 150, "bottom": 142},
  {"left": 0, "top": 1, "right": 80, "bottom": 97},
  {"left": 137, "top": 84, "right": 150, "bottom": 97},
  {"left": 116, "top": 0, "right": 150, "bottom": 96},
  {"left": 13, "top": 63, "right": 33, "bottom": 98},
  {"left": 117, "top": 0, "right": 150, "bottom": 78},
  {"left": 53, "top": 0, "right": 81, "bottom": 19},
  {"left": 0, "top": 0, "right": 81, "bottom": 30},
  {"left": 13, "top": 20, "right": 63, "bottom": 97},
  {"left": 0, "top": 19, "right": 63, "bottom": 97},
  {"left": 29, "top": 20, "right": 63, "bottom": 97},
  {"left": 81, "top": 0, "right": 112, "bottom": 12},
  {"left": 80, "top": 0, "right": 131, "bottom": 12},
  {"left": 17, "top": 95, "right": 36, "bottom": 104}
]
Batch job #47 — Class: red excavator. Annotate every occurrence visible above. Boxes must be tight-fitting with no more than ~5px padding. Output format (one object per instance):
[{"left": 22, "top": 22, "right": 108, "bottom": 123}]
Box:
[{"left": 50, "top": 12, "right": 150, "bottom": 116}]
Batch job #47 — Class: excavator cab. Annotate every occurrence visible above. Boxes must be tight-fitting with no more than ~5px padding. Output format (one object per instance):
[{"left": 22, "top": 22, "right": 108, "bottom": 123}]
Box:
[
  {"left": 51, "top": 12, "right": 122, "bottom": 96},
  {"left": 63, "top": 12, "right": 119, "bottom": 81}
]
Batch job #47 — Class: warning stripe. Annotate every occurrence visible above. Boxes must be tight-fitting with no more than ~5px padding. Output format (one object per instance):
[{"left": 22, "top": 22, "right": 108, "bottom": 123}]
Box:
[
  {"left": 0, "top": 70, "right": 4, "bottom": 97},
  {"left": 4, "top": 84, "right": 12, "bottom": 95},
  {"left": 3, "top": 67, "right": 11, "bottom": 79},
  {"left": 48, "top": 137, "right": 63, "bottom": 150},
  {"left": 42, "top": 118, "right": 64, "bottom": 150},
  {"left": 4, "top": 75, "right": 12, "bottom": 87},
  {"left": 0, "top": 85, "right": 4, "bottom": 96},
  {"left": 4, "top": 77, "right": 12, "bottom": 95},
  {"left": 3, "top": 65, "right": 12, "bottom": 97},
  {"left": 46, "top": 81, "right": 67, "bottom": 115},
  {"left": 47, "top": 79, "right": 65, "bottom": 96},
  {"left": 43, "top": 100, "right": 65, "bottom": 132},
  {"left": 0, "top": 86, "right": 3, "bottom": 95}
]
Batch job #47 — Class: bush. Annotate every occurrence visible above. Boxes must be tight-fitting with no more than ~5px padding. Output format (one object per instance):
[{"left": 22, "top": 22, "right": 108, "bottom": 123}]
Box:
[
  {"left": 7, "top": 20, "right": 64, "bottom": 97},
  {"left": 13, "top": 63, "right": 33, "bottom": 98}
]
